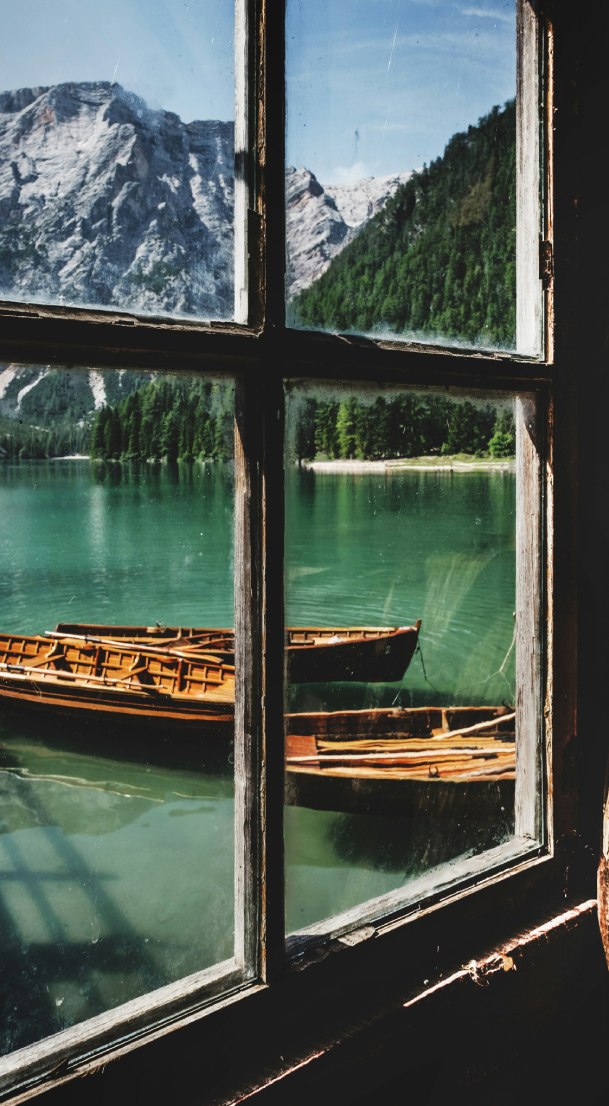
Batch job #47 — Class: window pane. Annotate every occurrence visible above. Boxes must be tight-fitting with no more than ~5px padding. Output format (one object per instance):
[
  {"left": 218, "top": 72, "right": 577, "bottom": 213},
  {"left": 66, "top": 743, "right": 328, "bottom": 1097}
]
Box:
[
  {"left": 0, "top": 365, "right": 236, "bottom": 1054},
  {"left": 284, "top": 381, "right": 539, "bottom": 936},
  {"left": 286, "top": 1, "right": 520, "bottom": 353},
  {"left": 0, "top": 2, "right": 236, "bottom": 321}
]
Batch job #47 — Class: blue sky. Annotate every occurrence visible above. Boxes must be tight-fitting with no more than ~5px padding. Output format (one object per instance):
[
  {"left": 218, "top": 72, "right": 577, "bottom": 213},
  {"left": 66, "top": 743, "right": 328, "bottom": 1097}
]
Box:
[
  {"left": 286, "top": 0, "right": 515, "bottom": 183},
  {"left": 1, "top": 0, "right": 514, "bottom": 184},
  {"left": 0, "top": 0, "right": 235, "bottom": 122}
]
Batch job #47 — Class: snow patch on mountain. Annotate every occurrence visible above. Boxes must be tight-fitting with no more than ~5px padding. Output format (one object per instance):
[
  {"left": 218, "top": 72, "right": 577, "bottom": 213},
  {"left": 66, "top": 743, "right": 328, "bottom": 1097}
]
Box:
[
  {"left": 326, "top": 172, "right": 413, "bottom": 228},
  {"left": 88, "top": 371, "right": 107, "bottom": 409},
  {"left": 17, "top": 370, "right": 47, "bottom": 409},
  {"left": 0, "top": 365, "right": 19, "bottom": 400}
]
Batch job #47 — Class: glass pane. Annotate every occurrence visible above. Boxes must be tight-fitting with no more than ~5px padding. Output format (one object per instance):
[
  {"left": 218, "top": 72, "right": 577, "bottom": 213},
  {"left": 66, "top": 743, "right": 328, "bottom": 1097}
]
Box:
[
  {"left": 286, "top": 0, "right": 518, "bottom": 352},
  {"left": 0, "top": 364, "right": 236, "bottom": 1054},
  {"left": 0, "top": 2, "right": 236, "bottom": 321},
  {"left": 284, "top": 381, "right": 533, "bottom": 936}
]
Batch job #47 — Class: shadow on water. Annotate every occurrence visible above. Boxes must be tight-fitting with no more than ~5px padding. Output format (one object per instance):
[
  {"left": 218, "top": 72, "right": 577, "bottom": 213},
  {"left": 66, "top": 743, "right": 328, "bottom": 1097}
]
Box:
[
  {"left": 0, "top": 706, "right": 234, "bottom": 1055},
  {"left": 284, "top": 780, "right": 515, "bottom": 937},
  {"left": 284, "top": 784, "right": 515, "bottom": 952},
  {"left": 325, "top": 782, "right": 514, "bottom": 875},
  {"left": 0, "top": 703, "right": 234, "bottom": 776},
  {"left": 286, "top": 673, "right": 515, "bottom": 714}
]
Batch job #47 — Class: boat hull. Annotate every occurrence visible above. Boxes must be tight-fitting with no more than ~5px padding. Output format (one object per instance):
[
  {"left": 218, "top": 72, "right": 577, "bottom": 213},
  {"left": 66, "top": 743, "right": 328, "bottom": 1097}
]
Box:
[
  {"left": 284, "top": 705, "right": 516, "bottom": 816},
  {"left": 52, "top": 621, "right": 422, "bottom": 683},
  {"left": 284, "top": 769, "right": 514, "bottom": 819},
  {"left": 286, "top": 625, "right": 420, "bottom": 682},
  {"left": 0, "top": 679, "right": 234, "bottom": 728},
  {"left": 0, "top": 632, "right": 235, "bottom": 730}
]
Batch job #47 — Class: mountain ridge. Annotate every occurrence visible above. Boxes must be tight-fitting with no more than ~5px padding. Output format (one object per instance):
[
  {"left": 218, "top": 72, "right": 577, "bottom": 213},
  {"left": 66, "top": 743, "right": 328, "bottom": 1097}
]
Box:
[
  {"left": 291, "top": 99, "right": 517, "bottom": 349},
  {"left": 285, "top": 165, "right": 411, "bottom": 298},
  {"left": 0, "top": 80, "right": 408, "bottom": 317},
  {"left": 0, "top": 79, "right": 411, "bottom": 427}
]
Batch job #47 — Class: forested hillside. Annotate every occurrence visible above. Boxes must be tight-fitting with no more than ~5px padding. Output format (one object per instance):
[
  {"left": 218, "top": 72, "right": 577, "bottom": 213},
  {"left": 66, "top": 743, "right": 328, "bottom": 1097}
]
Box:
[
  {"left": 1, "top": 99, "right": 518, "bottom": 463},
  {"left": 2, "top": 373, "right": 515, "bottom": 464},
  {"left": 0, "top": 367, "right": 152, "bottom": 459},
  {"left": 0, "top": 413, "right": 89, "bottom": 460},
  {"left": 290, "top": 101, "right": 516, "bottom": 350}
]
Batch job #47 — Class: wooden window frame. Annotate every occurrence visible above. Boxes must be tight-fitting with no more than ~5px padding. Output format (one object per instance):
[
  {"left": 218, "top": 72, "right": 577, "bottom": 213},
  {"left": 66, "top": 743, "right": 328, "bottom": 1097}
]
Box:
[{"left": 1, "top": 1, "right": 601, "bottom": 1102}]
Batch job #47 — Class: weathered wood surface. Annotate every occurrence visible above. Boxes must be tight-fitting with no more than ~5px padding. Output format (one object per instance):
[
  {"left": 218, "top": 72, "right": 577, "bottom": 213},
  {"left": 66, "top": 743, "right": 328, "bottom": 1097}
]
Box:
[
  {"left": 286, "top": 710, "right": 515, "bottom": 783},
  {"left": 0, "top": 631, "right": 235, "bottom": 726},
  {"left": 285, "top": 705, "right": 516, "bottom": 815},
  {"left": 598, "top": 787, "right": 609, "bottom": 969}
]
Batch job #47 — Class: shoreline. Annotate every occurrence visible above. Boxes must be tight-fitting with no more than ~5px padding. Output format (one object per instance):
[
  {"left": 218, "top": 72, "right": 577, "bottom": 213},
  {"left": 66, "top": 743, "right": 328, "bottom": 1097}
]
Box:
[
  {"left": 8, "top": 455, "right": 514, "bottom": 472},
  {"left": 299, "top": 456, "right": 515, "bottom": 474}
]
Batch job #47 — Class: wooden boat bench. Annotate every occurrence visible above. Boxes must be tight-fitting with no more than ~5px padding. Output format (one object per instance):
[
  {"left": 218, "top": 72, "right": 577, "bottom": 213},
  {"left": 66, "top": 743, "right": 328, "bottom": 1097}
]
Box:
[{"left": 43, "top": 641, "right": 72, "bottom": 672}]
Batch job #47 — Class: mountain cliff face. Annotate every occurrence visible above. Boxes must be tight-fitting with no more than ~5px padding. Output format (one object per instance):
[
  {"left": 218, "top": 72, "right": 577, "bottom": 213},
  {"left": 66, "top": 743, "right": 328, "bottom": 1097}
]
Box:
[
  {"left": 0, "top": 81, "right": 407, "bottom": 319},
  {"left": 0, "top": 82, "right": 234, "bottom": 318}
]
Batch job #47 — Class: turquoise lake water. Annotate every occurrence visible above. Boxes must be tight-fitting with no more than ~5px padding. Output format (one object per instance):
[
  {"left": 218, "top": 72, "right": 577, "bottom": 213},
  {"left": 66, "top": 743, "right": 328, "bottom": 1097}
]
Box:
[{"left": 0, "top": 460, "right": 516, "bottom": 1052}]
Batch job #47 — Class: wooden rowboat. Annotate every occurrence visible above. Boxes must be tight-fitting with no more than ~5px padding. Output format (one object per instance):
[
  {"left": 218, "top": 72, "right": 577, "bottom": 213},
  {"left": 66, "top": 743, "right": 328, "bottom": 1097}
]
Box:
[
  {"left": 0, "top": 624, "right": 422, "bottom": 730},
  {"left": 50, "top": 620, "right": 422, "bottom": 683},
  {"left": 0, "top": 632, "right": 235, "bottom": 729},
  {"left": 284, "top": 705, "right": 516, "bottom": 816},
  {"left": 0, "top": 635, "right": 515, "bottom": 822}
]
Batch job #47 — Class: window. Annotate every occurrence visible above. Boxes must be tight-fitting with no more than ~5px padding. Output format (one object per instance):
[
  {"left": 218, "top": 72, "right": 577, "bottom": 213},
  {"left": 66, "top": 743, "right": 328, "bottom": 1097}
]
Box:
[
  {"left": 0, "top": 1, "right": 570, "bottom": 1099},
  {"left": 285, "top": 0, "right": 527, "bottom": 353},
  {"left": 0, "top": 366, "right": 238, "bottom": 1057},
  {"left": 282, "top": 382, "right": 541, "bottom": 940}
]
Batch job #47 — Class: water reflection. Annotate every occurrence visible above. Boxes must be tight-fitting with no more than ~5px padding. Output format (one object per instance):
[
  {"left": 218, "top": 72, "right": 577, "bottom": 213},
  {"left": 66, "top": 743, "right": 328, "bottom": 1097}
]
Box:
[
  {"left": 284, "top": 456, "right": 517, "bottom": 932},
  {"left": 285, "top": 467, "right": 516, "bottom": 709},
  {"left": 0, "top": 460, "right": 235, "bottom": 635}
]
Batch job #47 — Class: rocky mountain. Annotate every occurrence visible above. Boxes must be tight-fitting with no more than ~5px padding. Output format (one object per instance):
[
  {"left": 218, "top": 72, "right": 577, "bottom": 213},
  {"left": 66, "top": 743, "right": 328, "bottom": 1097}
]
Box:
[
  {"left": 0, "top": 81, "right": 234, "bottom": 318},
  {"left": 0, "top": 363, "right": 148, "bottom": 424},
  {"left": 285, "top": 166, "right": 411, "bottom": 298},
  {"left": 0, "top": 81, "right": 409, "bottom": 320},
  {"left": 0, "top": 80, "right": 410, "bottom": 433}
]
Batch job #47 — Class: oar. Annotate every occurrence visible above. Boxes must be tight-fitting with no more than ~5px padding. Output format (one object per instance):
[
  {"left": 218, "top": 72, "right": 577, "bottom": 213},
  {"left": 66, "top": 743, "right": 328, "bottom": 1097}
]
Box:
[
  {"left": 43, "top": 631, "right": 232, "bottom": 668},
  {"left": 286, "top": 744, "right": 515, "bottom": 765}
]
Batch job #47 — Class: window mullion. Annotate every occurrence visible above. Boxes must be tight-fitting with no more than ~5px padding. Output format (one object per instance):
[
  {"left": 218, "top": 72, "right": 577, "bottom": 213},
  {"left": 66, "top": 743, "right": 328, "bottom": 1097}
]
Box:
[
  {"left": 260, "top": 369, "right": 287, "bottom": 979},
  {"left": 234, "top": 377, "right": 263, "bottom": 974},
  {"left": 515, "top": 392, "right": 547, "bottom": 844},
  {"left": 261, "top": 0, "right": 286, "bottom": 331},
  {"left": 516, "top": 0, "right": 545, "bottom": 357},
  {"left": 234, "top": 0, "right": 250, "bottom": 325},
  {"left": 234, "top": 366, "right": 286, "bottom": 984}
]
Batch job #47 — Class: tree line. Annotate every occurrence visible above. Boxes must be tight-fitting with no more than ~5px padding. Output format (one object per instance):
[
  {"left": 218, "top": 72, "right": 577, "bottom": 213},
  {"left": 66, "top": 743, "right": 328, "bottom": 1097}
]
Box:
[
  {"left": 1, "top": 376, "right": 515, "bottom": 463},
  {"left": 0, "top": 416, "right": 89, "bottom": 460},
  {"left": 291, "top": 394, "right": 515, "bottom": 462}
]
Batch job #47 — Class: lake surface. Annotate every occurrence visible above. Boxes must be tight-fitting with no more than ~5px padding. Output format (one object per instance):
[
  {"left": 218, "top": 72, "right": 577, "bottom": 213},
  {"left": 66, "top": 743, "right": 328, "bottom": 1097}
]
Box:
[{"left": 0, "top": 460, "right": 516, "bottom": 1053}]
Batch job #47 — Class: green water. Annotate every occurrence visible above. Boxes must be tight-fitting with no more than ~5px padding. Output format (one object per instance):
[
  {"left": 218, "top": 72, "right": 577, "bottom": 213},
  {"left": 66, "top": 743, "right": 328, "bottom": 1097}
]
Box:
[
  {"left": 285, "top": 465, "right": 516, "bottom": 711},
  {"left": 0, "top": 460, "right": 516, "bottom": 1053}
]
